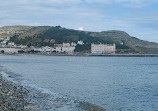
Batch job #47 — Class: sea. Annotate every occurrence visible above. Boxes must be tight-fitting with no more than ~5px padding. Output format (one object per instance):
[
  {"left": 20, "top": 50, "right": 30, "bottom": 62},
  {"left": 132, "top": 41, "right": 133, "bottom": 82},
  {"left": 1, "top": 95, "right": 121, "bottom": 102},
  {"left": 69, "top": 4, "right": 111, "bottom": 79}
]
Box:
[{"left": 0, "top": 55, "right": 158, "bottom": 111}]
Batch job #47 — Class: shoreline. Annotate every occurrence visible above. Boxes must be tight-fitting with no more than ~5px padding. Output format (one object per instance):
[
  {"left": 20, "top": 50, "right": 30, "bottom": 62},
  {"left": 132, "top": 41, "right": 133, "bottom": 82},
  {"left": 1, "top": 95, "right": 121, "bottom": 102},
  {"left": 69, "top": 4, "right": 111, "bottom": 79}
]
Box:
[
  {"left": 0, "top": 73, "right": 32, "bottom": 110},
  {"left": 1, "top": 53, "right": 158, "bottom": 57},
  {"left": 0, "top": 72, "right": 106, "bottom": 111}
]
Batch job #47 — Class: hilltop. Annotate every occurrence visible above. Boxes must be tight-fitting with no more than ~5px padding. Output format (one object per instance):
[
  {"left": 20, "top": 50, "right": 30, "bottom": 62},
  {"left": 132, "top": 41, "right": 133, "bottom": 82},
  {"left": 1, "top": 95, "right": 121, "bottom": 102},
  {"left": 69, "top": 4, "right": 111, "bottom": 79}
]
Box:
[
  {"left": 0, "top": 25, "right": 34, "bottom": 38},
  {"left": 0, "top": 25, "right": 158, "bottom": 54},
  {"left": 90, "top": 31, "right": 158, "bottom": 54}
]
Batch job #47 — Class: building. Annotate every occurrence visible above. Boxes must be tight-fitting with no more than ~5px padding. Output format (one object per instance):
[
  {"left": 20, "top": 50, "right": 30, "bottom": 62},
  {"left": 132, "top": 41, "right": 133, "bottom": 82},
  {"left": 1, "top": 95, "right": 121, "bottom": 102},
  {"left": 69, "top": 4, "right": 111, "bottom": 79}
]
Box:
[
  {"left": 77, "top": 40, "right": 84, "bottom": 45},
  {"left": 34, "top": 48, "right": 42, "bottom": 52},
  {"left": 62, "top": 46, "right": 75, "bottom": 54},
  {"left": 52, "top": 47, "right": 62, "bottom": 52},
  {"left": 50, "top": 39, "right": 56, "bottom": 43},
  {"left": 18, "top": 45, "right": 27, "bottom": 49},
  {"left": 71, "top": 42, "right": 77, "bottom": 46},
  {"left": 41, "top": 46, "right": 52, "bottom": 52},
  {"left": 0, "top": 48, "right": 21, "bottom": 53},
  {"left": 91, "top": 43, "right": 116, "bottom": 54},
  {"left": 53, "top": 43, "right": 75, "bottom": 54},
  {"left": 44, "top": 39, "right": 50, "bottom": 42},
  {"left": 62, "top": 43, "right": 70, "bottom": 47},
  {"left": 8, "top": 42, "right": 16, "bottom": 47},
  {"left": 54, "top": 44, "right": 63, "bottom": 47},
  {"left": 1, "top": 40, "right": 7, "bottom": 45},
  {"left": 53, "top": 46, "right": 75, "bottom": 54}
]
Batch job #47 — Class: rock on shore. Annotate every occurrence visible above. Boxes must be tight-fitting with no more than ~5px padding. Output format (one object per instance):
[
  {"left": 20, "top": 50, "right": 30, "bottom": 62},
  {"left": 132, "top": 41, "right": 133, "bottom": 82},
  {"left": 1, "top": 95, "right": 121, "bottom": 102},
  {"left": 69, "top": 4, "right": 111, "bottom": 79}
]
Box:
[
  {"left": 0, "top": 73, "right": 106, "bottom": 111},
  {"left": 0, "top": 74, "right": 29, "bottom": 111}
]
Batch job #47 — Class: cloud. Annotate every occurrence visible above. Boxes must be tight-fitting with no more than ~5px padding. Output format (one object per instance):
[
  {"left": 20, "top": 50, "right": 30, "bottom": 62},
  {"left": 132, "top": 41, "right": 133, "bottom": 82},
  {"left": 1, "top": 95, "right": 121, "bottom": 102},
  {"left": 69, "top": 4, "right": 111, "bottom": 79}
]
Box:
[
  {"left": 85, "top": 0, "right": 158, "bottom": 8},
  {"left": 85, "top": 0, "right": 140, "bottom": 3},
  {"left": 0, "top": 0, "right": 81, "bottom": 6},
  {"left": 0, "top": 0, "right": 158, "bottom": 42},
  {"left": 85, "top": 0, "right": 158, "bottom": 3},
  {"left": 36, "top": 0, "right": 81, "bottom": 5},
  {"left": 78, "top": 27, "right": 84, "bottom": 31}
]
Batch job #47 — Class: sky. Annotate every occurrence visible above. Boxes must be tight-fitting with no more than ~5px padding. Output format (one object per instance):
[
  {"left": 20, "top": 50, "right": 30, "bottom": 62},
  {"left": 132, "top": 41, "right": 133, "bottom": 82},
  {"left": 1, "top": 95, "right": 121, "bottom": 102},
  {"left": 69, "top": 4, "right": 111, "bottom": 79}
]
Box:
[{"left": 0, "top": 0, "right": 158, "bottom": 42}]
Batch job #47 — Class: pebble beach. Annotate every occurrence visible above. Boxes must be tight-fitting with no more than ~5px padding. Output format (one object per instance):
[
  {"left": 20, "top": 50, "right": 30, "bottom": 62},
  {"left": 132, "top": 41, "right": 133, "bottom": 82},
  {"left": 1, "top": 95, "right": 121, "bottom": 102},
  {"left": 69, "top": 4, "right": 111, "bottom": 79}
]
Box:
[
  {"left": 0, "top": 73, "right": 34, "bottom": 111},
  {"left": 0, "top": 73, "right": 105, "bottom": 111}
]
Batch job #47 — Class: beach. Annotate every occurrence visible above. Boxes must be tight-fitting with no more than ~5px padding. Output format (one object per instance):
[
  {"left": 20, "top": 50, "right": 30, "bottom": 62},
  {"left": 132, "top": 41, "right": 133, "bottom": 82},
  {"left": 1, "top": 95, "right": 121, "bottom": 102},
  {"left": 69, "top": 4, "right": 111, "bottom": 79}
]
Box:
[
  {"left": 1, "top": 55, "right": 157, "bottom": 111},
  {"left": 0, "top": 73, "right": 36, "bottom": 111},
  {"left": 0, "top": 72, "right": 105, "bottom": 111},
  {"left": 1, "top": 55, "right": 158, "bottom": 111},
  {"left": 1, "top": 53, "right": 158, "bottom": 57}
]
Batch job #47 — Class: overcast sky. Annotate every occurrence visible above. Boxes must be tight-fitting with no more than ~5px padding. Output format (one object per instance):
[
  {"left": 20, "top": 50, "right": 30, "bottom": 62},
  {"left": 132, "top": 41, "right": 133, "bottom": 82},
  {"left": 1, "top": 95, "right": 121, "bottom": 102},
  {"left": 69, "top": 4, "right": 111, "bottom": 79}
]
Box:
[{"left": 0, "top": 0, "right": 158, "bottom": 42}]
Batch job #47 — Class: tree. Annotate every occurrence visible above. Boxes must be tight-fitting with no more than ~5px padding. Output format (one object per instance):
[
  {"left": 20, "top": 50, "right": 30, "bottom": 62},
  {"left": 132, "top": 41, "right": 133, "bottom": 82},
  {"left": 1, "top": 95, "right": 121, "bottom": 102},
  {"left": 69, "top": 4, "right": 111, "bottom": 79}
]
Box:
[
  {"left": 1, "top": 50, "right": 5, "bottom": 54},
  {"left": 74, "top": 44, "right": 91, "bottom": 52},
  {"left": 18, "top": 50, "right": 25, "bottom": 53}
]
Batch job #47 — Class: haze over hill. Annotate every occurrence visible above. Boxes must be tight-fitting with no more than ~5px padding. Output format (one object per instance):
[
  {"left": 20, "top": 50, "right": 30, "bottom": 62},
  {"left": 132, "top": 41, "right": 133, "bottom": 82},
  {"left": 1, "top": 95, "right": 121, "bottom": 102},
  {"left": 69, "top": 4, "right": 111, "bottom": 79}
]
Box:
[{"left": 0, "top": 25, "right": 158, "bottom": 54}]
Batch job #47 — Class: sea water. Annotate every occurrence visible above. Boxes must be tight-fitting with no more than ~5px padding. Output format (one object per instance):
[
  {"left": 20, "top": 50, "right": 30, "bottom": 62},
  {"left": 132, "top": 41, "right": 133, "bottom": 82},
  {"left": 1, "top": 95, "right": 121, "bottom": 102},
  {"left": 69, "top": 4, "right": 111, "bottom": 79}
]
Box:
[{"left": 0, "top": 55, "right": 158, "bottom": 111}]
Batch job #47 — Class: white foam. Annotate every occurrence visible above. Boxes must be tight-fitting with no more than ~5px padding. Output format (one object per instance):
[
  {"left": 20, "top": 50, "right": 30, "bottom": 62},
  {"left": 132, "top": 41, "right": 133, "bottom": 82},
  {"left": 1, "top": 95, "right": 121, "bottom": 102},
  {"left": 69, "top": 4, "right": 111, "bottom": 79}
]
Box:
[
  {"left": 1, "top": 71, "right": 15, "bottom": 82},
  {"left": 0, "top": 69, "right": 81, "bottom": 111}
]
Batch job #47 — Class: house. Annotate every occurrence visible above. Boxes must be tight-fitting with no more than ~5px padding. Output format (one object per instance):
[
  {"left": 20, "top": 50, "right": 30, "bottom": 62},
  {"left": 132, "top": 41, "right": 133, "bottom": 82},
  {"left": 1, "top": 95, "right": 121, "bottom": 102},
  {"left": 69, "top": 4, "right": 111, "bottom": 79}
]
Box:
[
  {"left": 18, "top": 45, "right": 27, "bottom": 49},
  {"left": 0, "top": 48, "right": 21, "bottom": 54},
  {"left": 53, "top": 43, "right": 75, "bottom": 54},
  {"left": 63, "top": 43, "right": 70, "bottom": 47},
  {"left": 77, "top": 40, "right": 84, "bottom": 45},
  {"left": 62, "top": 46, "right": 75, "bottom": 54},
  {"left": 34, "top": 48, "right": 42, "bottom": 52},
  {"left": 1, "top": 40, "right": 7, "bottom": 45},
  {"left": 54, "top": 44, "right": 63, "bottom": 47},
  {"left": 8, "top": 42, "right": 16, "bottom": 47},
  {"left": 91, "top": 43, "right": 116, "bottom": 54},
  {"left": 41, "top": 46, "right": 52, "bottom": 52},
  {"left": 50, "top": 39, "right": 56, "bottom": 43},
  {"left": 71, "top": 42, "right": 77, "bottom": 46},
  {"left": 44, "top": 39, "right": 50, "bottom": 42},
  {"left": 53, "top": 47, "right": 62, "bottom": 52}
]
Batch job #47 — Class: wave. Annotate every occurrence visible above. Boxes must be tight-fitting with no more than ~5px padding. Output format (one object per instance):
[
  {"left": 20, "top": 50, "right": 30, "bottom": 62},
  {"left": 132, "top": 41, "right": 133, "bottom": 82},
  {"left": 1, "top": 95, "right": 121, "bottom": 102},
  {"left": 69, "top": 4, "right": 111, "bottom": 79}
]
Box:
[{"left": 0, "top": 66, "right": 105, "bottom": 111}]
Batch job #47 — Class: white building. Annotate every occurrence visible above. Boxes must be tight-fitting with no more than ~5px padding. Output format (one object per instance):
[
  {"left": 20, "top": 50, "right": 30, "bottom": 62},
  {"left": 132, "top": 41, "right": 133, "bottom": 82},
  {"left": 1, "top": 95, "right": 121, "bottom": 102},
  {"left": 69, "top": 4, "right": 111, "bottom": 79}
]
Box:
[
  {"left": 62, "top": 43, "right": 70, "bottom": 47},
  {"left": 18, "top": 45, "right": 27, "bottom": 49},
  {"left": 53, "top": 43, "right": 75, "bottom": 54},
  {"left": 52, "top": 46, "right": 75, "bottom": 54},
  {"left": 62, "top": 47, "right": 75, "bottom": 54},
  {"left": 71, "top": 42, "right": 77, "bottom": 46},
  {"left": 1, "top": 40, "right": 7, "bottom": 45},
  {"left": 0, "top": 48, "right": 20, "bottom": 53},
  {"left": 52, "top": 47, "right": 62, "bottom": 52},
  {"left": 34, "top": 48, "right": 42, "bottom": 52},
  {"left": 77, "top": 40, "right": 84, "bottom": 45},
  {"left": 8, "top": 42, "right": 16, "bottom": 47},
  {"left": 91, "top": 43, "right": 116, "bottom": 54},
  {"left": 41, "top": 46, "right": 52, "bottom": 52},
  {"left": 6, "top": 37, "right": 10, "bottom": 41},
  {"left": 54, "top": 44, "right": 63, "bottom": 47}
]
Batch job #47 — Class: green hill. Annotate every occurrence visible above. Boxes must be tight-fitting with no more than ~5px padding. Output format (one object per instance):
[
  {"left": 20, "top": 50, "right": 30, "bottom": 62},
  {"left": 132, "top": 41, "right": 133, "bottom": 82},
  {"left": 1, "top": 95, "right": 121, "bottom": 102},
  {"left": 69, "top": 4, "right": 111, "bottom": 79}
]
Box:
[
  {"left": 0, "top": 25, "right": 34, "bottom": 38},
  {"left": 0, "top": 25, "right": 157, "bottom": 54},
  {"left": 90, "top": 30, "right": 158, "bottom": 54}
]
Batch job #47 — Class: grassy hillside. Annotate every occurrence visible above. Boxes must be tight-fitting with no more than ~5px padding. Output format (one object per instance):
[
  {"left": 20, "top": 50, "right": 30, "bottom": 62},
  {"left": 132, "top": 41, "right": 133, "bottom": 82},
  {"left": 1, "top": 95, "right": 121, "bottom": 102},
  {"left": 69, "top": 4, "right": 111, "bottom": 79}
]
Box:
[
  {"left": 0, "top": 25, "right": 34, "bottom": 38},
  {"left": 90, "top": 30, "right": 158, "bottom": 53},
  {"left": 2, "top": 25, "right": 157, "bottom": 54}
]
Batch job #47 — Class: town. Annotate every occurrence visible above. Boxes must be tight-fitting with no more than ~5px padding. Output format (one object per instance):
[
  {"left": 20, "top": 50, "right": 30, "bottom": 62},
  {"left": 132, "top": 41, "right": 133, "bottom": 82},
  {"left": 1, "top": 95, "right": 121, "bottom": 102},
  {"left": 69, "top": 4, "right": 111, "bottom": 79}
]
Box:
[{"left": 0, "top": 37, "right": 116, "bottom": 55}]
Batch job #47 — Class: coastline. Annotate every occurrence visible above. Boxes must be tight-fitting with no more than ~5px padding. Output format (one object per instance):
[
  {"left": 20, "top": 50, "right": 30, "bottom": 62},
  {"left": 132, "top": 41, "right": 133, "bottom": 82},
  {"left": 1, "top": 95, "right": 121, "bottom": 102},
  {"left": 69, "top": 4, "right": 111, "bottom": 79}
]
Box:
[
  {"left": 0, "top": 73, "right": 32, "bottom": 110},
  {"left": 0, "top": 72, "right": 106, "bottom": 111},
  {"left": 0, "top": 54, "right": 157, "bottom": 111},
  {"left": 1, "top": 53, "right": 158, "bottom": 57}
]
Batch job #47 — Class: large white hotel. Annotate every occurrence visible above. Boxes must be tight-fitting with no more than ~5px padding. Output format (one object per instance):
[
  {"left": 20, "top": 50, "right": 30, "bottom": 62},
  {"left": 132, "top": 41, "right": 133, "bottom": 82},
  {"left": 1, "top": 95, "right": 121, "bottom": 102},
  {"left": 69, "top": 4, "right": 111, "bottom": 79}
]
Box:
[{"left": 91, "top": 43, "right": 116, "bottom": 54}]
